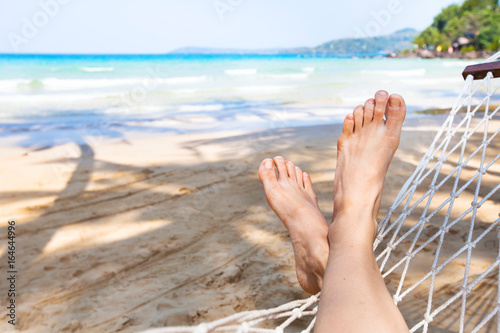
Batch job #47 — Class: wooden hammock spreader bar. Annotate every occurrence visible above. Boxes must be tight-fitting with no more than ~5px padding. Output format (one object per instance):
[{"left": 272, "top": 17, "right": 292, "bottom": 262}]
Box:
[{"left": 462, "top": 60, "right": 500, "bottom": 80}]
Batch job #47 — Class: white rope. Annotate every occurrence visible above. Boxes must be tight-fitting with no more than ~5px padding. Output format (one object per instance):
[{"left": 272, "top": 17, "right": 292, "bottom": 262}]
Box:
[
  {"left": 485, "top": 50, "right": 500, "bottom": 63},
  {"left": 141, "top": 70, "right": 500, "bottom": 333}
]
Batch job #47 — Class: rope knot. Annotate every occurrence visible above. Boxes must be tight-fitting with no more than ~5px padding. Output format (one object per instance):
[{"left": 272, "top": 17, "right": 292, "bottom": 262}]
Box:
[
  {"left": 195, "top": 323, "right": 209, "bottom": 333},
  {"left": 450, "top": 191, "right": 460, "bottom": 198},
  {"left": 429, "top": 185, "right": 438, "bottom": 191},
  {"left": 292, "top": 308, "right": 303, "bottom": 319},
  {"left": 479, "top": 168, "right": 487, "bottom": 175},
  {"left": 406, "top": 251, "right": 415, "bottom": 259},
  {"left": 310, "top": 295, "right": 319, "bottom": 303},
  {"left": 238, "top": 323, "right": 250, "bottom": 333},
  {"left": 466, "top": 241, "right": 476, "bottom": 249},
  {"left": 440, "top": 226, "right": 450, "bottom": 233},
  {"left": 393, "top": 295, "right": 402, "bottom": 304},
  {"left": 424, "top": 314, "right": 434, "bottom": 323},
  {"left": 431, "top": 268, "right": 439, "bottom": 275},
  {"left": 471, "top": 201, "right": 481, "bottom": 209},
  {"left": 460, "top": 286, "right": 471, "bottom": 294},
  {"left": 275, "top": 327, "right": 284, "bottom": 333}
]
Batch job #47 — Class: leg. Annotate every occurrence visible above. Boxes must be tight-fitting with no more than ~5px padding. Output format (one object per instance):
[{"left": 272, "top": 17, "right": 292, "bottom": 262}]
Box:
[
  {"left": 315, "top": 91, "right": 408, "bottom": 332},
  {"left": 258, "top": 156, "right": 329, "bottom": 294}
]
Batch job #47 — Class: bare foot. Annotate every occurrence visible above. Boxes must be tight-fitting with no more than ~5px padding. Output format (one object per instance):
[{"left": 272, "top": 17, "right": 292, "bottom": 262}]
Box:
[
  {"left": 259, "top": 156, "right": 329, "bottom": 294},
  {"left": 331, "top": 90, "right": 406, "bottom": 245}
]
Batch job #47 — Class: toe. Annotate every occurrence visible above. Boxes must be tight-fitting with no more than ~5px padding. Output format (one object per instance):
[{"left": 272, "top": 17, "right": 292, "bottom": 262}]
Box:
[
  {"left": 385, "top": 94, "right": 407, "bottom": 131},
  {"left": 303, "top": 171, "right": 312, "bottom": 190},
  {"left": 258, "top": 159, "right": 278, "bottom": 190},
  {"left": 374, "top": 90, "right": 389, "bottom": 122},
  {"left": 286, "top": 160, "right": 296, "bottom": 180},
  {"left": 353, "top": 105, "right": 364, "bottom": 132},
  {"left": 342, "top": 113, "right": 354, "bottom": 135},
  {"left": 274, "top": 156, "right": 288, "bottom": 181},
  {"left": 364, "top": 98, "right": 375, "bottom": 125},
  {"left": 295, "top": 166, "right": 304, "bottom": 187},
  {"left": 303, "top": 172, "right": 316, "bottom": 199}
]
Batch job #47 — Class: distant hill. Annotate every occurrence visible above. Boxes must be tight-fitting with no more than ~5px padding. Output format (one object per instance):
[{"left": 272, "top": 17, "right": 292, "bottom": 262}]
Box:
[
  {"left": 169, "top": 29, "right": 419, "bottom": 56},
  {"left": 169, "top": 47, "right": 282, "bottom": 55},
  {"left": 313, "top": 28, "right": 418, "bottom": 54}
]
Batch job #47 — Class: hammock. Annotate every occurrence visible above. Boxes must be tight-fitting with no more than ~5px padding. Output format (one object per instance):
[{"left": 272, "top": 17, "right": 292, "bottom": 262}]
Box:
[{"left": 142, "top": 52, "right": 500, "bottom": 333}]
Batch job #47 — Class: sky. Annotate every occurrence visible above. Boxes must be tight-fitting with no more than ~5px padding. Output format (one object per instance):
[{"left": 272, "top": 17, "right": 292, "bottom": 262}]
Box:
[{"left": 0, "top": 0, "right": 461, "bottom": 54}]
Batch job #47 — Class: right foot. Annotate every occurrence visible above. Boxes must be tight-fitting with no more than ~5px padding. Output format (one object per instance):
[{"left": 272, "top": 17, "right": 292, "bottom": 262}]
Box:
[
  {"left": 331, "top": 91, "right": 406, "bottom": 245},
  {"left": 259, "top": 156, "right": 329, "bottom": 294}
]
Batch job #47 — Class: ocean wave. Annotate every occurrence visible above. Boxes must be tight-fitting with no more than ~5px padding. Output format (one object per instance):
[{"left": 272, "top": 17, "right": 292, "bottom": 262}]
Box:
[
  {"left": 178, "top": 104, "right": 225, "bottom": 112},
  {"left": 0, "top": 75, "right": 208, "bottom": 93},
  {"left": 0, "top": 91, "right": 119, "bottom": 109},
  {"left": 302, "top": 67, "right": 315, "bottom": 73},
  {"left": 399, "top": 77, "right": 461, "bottom": 85},
  {"left": 225, "top": 69, "right": 257, "bottom": 75},
  {"left": 442, "top": 61, "right": 474, "bottom": 68},
  {"left": 262, "top": 73, "right": 310, "bottom": 80},
  {"left": 234, "top": 85, "right": 296, "bottom": 94},
  {"left": 80, "top": 67, "right": 115, "bottom": 72},
  {"left": 360, "top": 68, "right": 426, "bottom": 77}
]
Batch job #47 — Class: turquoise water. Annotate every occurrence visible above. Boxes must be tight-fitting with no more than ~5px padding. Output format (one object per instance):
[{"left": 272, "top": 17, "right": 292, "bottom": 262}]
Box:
[{"left": 0, "top": 54, "right": 482, "bottom": 146}]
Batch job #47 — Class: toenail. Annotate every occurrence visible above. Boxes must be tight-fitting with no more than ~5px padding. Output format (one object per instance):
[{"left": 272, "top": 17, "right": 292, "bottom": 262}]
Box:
[
  {"left": 275, "top": 156, "right": 284, "bottom": 160},
  {"left": 265, "top": 160, "right": 273, "bottom": 169},
  {"left": 287, "top": 161, "right": 293, "bottom": 164},
  {"left": 389, "top": 99, "right": 401, "bottom": 108},
  {"left": 377, "top": 91, "right": 388, "bottom": 96}
]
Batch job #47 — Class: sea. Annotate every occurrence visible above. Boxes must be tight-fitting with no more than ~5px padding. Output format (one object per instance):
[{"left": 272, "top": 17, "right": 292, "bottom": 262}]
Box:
[{"left": 0, "top": 54, "right": 482, "bottom": 147}]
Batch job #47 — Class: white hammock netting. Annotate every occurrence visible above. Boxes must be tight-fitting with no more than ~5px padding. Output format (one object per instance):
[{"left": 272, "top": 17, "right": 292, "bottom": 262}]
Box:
[{"left": 143, "top": 54, "right": 500, "bottom": 333}]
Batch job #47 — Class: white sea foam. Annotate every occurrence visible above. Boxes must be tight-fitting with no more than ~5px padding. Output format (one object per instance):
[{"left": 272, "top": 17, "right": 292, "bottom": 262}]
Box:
[
  {"left": 309, "top": 108, "right": 352, "bottom": 116},
  {"left": 225, "top": 69, "right": 257, "bottom": 75},
  {"left": 302, "top": 67, "right": 315, "bottom": 72},
  {"left": 183, "top": 115, "right": 218, "bottom": 123},
  {"left": 442, "top": 61, "right": 474, "bottom": 68},
  {"left": 163, "top": 76, "right": 207, "bottom": 84},
  {"left": 361, "top": 68, "right": 426, "bottom": 77},
  {"left": 0, "top": 75, "right": 209, "bottom": 93},
  {"left": 262, "top": 73, "right": 310, "bottom": 80},
  {"left": 102, "top": 105, "right": 168, "bottom": 115},
  {"left": 234, "top": 114, "right": 266, "bottom": 122},
  {"left": 80, "top": 67, "right": 115, "bottom": 72},
  {"left": 0, "top": 92, "right": 123, "bottom": 114},
  {"left": 0, "top": 79, "right": 31, "bottom": 93},
  {"left": 234, "top": 85, "right": 295, "bottom": 94},
  {"left": 178, "top": 104, "right": 225, "bottom": 112},
  {"left": 399, "top": 77, "right": 462, "bottom": 86}
]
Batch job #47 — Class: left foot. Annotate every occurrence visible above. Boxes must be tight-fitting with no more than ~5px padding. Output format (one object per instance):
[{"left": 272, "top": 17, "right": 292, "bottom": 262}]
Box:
[{"left": 259, "top": 157, "right": 329, "bottom": 294}]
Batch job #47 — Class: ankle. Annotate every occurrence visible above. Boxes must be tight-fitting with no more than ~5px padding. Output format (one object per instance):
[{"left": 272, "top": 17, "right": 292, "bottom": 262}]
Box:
[{"left": 328, "top": 212, "right": 377, "bottom": 248}]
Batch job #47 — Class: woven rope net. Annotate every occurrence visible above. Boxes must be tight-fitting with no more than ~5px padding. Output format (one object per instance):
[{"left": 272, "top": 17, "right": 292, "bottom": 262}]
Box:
[{"left": 143, "top": 54, "right": 500, "bottom": 333}]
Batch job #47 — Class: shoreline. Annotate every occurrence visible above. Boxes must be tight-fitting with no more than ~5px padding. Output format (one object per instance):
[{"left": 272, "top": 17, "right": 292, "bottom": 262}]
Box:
[{"left": 389, "top": 49, "right": 497, "bottom": 60}]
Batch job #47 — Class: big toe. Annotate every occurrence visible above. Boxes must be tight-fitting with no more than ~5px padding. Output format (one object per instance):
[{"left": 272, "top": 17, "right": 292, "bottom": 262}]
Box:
[
  {"left": 259, "top": 159, "right": 278, "bottom": 190},
  {"left": 385, "top": 94, "right": 406, "bottom": 131}
]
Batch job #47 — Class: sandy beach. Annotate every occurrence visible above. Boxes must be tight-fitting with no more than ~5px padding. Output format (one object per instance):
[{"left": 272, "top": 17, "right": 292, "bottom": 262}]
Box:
[{"left": 0, "top": 112, "right": 498, "bottom": 332}]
